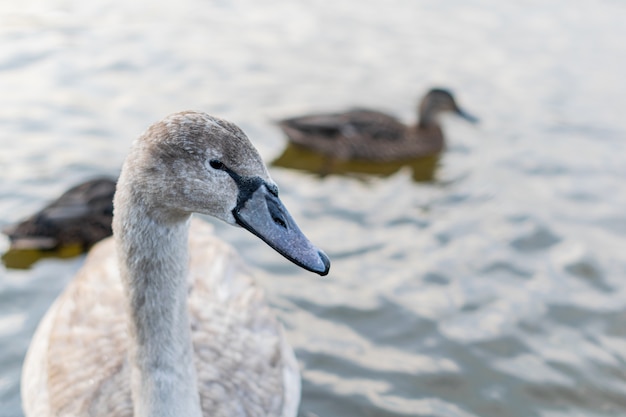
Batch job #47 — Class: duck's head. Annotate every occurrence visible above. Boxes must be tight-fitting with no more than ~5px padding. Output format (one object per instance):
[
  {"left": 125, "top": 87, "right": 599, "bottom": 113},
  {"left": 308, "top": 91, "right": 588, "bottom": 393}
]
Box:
[
  {"left": 418, "top": 88, "right": 478, "bottom": 126},
  {"left": 119, "top": 111, "right": 330, "bottom": 276}
]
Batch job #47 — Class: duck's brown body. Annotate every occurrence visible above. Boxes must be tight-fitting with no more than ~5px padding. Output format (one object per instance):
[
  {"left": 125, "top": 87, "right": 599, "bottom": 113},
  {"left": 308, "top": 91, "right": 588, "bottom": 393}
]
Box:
[
  {"left": 3, "top": 177, "right": 116, "bottom": 250},
  {"left": 278, "top": 88, "right": 476, "bottom": 162}
]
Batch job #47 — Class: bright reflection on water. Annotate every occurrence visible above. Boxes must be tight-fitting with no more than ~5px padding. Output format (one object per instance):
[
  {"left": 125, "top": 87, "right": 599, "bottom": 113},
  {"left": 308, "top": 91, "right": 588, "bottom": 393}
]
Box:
[{"left": 1, "top": 0, "right": 626, "bottom": 416}]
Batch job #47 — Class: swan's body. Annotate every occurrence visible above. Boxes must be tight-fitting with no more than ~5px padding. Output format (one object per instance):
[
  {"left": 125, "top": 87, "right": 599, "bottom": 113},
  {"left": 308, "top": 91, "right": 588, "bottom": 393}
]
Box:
[
  {"left": 278, "top": 88, "right": 477, "bottom": 161},
  {"left": 21, "top": 111, "right": 329, "bottom": 417},
  {"left": 4, "top": 177, "right": 116, "bottom": 250},
  {"left": 22, "top": 220, "right": 299, "bottom": 416}
]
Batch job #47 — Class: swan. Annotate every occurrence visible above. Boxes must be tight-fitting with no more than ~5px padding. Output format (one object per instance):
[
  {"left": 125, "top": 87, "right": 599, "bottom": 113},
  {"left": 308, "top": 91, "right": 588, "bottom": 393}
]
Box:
[
  {"left": 20, "top": 111, "right": 330, "bottom": 417},
  {"left": 3, "top": 177, "right": 116, "bottom": 251},
  {"left": 278, "top": 87, "right": 478, "bottom": 161}
]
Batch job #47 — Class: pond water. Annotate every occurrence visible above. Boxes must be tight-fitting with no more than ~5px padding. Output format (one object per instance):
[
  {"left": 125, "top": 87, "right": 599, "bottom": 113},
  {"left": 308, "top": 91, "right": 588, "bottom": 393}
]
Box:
[{"left": 1, "top": 0, "right": 626, "bottom": 416}]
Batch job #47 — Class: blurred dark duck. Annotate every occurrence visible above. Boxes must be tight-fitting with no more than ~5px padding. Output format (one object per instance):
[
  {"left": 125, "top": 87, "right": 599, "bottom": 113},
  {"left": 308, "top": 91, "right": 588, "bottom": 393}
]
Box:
[
  {"left": 277, "top": 88, "right": 477, "bottom": 161},
  {"left": 3, "top": 177, "right": 116, "bottom": 251}
]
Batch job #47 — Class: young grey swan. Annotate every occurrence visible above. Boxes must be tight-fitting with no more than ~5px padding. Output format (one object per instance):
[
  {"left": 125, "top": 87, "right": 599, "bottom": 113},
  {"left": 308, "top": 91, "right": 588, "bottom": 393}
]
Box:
[
  {"left": 21, "top": 111, "right": 330, "bottom": 417},
  {"left": 278, "top": 88, "right": 478, "bottom": 161}
]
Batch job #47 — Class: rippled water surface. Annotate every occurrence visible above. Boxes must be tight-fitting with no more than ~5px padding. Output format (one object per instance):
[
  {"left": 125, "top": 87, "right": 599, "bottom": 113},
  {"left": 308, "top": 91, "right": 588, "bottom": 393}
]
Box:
[{"left": 2, "top": 1, "right": 626, "bottom": 416}]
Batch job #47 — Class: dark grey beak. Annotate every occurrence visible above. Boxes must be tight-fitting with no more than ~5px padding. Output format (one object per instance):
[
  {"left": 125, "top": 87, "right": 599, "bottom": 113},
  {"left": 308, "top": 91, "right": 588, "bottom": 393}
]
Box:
[
  {"left": 455, "top": 107, "right": 479, "bottom": 124},
  {"left": 233, "top": 182, "right": 330, "bottom": 276}
]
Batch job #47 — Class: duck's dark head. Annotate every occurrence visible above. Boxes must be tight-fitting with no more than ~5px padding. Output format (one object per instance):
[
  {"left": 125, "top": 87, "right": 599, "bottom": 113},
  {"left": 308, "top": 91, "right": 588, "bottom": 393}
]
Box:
[{"left": 418, "top": 88, "right": 478, "bottom": 127}]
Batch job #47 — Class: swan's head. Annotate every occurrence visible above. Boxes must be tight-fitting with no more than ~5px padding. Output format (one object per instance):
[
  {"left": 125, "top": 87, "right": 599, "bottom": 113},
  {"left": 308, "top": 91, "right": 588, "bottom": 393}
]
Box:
[
  {"left": 418, "top": 88, "right": 478, "bottom": 124},
  {"left": 119, "top": 111, "right": 330, "bottom": 276}
]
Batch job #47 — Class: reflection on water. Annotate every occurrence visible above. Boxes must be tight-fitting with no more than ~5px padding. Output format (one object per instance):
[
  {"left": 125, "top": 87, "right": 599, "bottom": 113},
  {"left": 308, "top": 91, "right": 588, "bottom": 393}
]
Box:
[
  {"left": 2, "top": 245, "right": 85, "bottom": 270},
  {"left": 272, "top": 143, "right": 440, "bottom": 182}
]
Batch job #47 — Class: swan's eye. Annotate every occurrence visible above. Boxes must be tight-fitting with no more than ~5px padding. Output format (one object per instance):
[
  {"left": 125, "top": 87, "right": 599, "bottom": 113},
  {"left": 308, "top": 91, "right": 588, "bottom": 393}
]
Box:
[{"left": 209, "top": 160, "right": 225, "bottom": 170}]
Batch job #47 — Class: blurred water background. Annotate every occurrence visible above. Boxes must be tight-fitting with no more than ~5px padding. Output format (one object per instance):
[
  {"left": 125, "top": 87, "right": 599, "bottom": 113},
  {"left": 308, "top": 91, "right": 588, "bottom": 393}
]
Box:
[{"left": 1, "top": 0, "right": 626, "bottom": 416}]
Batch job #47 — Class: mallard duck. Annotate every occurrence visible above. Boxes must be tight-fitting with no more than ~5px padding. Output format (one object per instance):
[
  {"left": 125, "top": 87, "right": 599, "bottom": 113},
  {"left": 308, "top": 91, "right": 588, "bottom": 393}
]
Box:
[
  {"left": 277, "top": 88, "right": 477, "bottom": 161},
  {"left": 3, "top": 177, "right": 116, "bottom": 251},
  {"left": 21, "top": 111, "right": 330, "bottom": 417}
]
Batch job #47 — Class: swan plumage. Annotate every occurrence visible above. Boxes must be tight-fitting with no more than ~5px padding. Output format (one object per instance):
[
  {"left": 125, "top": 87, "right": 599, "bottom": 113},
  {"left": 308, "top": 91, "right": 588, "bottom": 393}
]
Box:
[{"left": 21, "top": 111, "right": 329, "bottom": 417}]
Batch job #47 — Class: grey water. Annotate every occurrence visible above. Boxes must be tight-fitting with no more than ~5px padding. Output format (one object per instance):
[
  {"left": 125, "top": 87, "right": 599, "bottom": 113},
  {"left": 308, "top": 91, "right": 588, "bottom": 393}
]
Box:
[{"left": 2, "top": 0, "right": 626, "bottom": 416}]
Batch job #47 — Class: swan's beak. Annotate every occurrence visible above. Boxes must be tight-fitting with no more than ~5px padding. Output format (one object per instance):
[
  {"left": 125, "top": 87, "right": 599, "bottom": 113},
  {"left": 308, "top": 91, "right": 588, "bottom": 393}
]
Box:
[{"left": 232, "top": 182, "right": 330, "bottom": 276}]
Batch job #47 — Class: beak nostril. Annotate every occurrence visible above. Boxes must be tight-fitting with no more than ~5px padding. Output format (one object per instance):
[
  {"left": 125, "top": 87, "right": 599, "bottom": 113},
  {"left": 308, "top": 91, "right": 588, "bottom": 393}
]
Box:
[{"left": 273, "top": 216, "right": 287, "bottom": 228}]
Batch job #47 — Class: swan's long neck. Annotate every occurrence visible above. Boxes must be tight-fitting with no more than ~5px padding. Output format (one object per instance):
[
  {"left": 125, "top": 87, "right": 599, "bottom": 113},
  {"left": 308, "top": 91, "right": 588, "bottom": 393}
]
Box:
[{"left": 113, "top": 186, "right": 202, "bottom": 417}]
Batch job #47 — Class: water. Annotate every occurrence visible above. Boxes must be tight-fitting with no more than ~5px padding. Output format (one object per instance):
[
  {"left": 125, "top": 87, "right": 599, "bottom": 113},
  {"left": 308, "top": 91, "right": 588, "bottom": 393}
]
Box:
[{"left": 1, "top": 0, "right": 626, "bottom": 416}]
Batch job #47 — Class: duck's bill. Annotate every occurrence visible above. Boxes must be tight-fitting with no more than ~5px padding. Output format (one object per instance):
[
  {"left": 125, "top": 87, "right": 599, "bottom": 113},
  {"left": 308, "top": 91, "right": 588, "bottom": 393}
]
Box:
[
  {"left": 232, "top": 183, "right": 330, "bottom": 276},
  {"left": 456, "top": 108, "right": 479, "bottom": 124}
]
